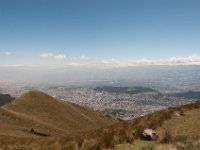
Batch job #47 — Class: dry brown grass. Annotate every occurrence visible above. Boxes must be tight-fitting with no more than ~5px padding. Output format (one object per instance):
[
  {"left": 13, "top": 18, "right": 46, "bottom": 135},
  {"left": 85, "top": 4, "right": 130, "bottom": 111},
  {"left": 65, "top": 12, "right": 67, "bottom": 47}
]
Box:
[
  {"left": 115, "top": 101, "right": 200, "bottom": 150},
  {"left": 0, "top": 90, "right": 199, "bottom": 150},
  {"left": 161, "top": 127, "right": 173, "bottom": 144},
  {"left": 1, "top": 90, "right": 118, "bottom": 137}
]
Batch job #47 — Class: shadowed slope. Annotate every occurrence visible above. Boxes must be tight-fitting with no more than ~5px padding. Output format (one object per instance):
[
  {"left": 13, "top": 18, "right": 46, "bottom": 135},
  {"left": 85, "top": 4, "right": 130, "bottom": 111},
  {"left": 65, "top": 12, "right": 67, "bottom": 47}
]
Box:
[
  {"left": 0, "top": 93, "right": 14, "bottom": 106},
  {"left": 1, "top": 90, "right": 117, "bottom": 137}
]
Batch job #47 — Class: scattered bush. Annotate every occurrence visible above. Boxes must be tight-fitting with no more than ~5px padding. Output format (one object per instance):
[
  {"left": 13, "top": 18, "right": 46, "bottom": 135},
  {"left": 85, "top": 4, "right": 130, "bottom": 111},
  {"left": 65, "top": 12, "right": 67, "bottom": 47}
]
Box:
[
  {"left": 191, "top": 135, "right": 200, "bottom": 141},
  {"left": 161, "top": 127, "right": 173, "bottom": 144},
  {"left": 175, "top": 135, "right": 188, "bottom": 143},
  {"left": 184, "top": 144, "right": 195, "bottom": 150}
]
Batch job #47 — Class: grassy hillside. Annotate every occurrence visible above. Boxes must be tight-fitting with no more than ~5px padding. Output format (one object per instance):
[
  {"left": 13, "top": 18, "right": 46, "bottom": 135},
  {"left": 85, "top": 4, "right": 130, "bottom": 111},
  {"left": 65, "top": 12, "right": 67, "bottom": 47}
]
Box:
[
  {"left": 0, "top": 90, "right": 117, "bottom": 138},
  {"left": 116, "top": 106, "right": 200, "bottom": 150},
  {"left": 0, "top": 90, "right": 199, "bottom": 149}
]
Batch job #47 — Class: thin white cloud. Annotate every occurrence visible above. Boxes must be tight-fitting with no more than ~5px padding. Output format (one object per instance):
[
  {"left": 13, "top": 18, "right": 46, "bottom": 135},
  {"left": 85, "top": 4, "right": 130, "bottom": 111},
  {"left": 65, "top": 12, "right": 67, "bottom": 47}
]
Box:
[
  {"left": 128, "top": 54, "right": 200, "bottom": 66},
  {"left": 79, "top": 55, "right": 88, "bottom": 60},
  {"left": 0, "top": 64, "right": 24, "bottom": 67},
  {"left": 102, "top": 58, "right": 120, "bottom": 64},
  {"left": 4, "top": 51, "right": 12, "bottom": 56},
  {"left": 40, "top": 53, "right": 89, "bottom": 60},
  {"left": 40, "top": 53, "right": 66, "bottom": 60},
  {"left": 100, "top": 54, "right": 200, "bottom": 67},
  {"left": 54, "top": 54, "right": 66, "bottom": 59},
  {"left": 69, "top": 62, "right": 80, "bottom": 66},
  {"left": 71, "top": 55, "right": 89, "bottom": 60},
  {"left": 3, "top": 54, "right": 200, "bottom": 68},
  {"left": 101, "top": 58, "right": 123, "bottom": 67},
  {"left": 40, "top": 53, "right": 53, "bottom": 58}
]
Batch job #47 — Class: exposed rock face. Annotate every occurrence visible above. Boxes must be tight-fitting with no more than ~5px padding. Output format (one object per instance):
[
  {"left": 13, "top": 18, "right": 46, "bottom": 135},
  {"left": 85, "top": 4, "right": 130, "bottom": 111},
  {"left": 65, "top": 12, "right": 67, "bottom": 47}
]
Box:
[{"left": 140, "top": 129, "right": 159, "bottom": 141}]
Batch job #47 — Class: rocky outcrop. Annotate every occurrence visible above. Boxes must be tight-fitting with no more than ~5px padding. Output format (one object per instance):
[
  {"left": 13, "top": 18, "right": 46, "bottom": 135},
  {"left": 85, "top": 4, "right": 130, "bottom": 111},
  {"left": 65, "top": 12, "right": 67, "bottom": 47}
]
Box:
[{"left": 140, "top": 129, "right": 159, "bottom": 140}]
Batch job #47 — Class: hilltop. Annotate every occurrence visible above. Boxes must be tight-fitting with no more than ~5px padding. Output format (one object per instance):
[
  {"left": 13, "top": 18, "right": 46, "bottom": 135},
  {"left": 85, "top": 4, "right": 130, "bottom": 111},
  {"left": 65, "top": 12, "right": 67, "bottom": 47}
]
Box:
[{"left": 0, "top": 90, "right": 118, "bottom": 138}]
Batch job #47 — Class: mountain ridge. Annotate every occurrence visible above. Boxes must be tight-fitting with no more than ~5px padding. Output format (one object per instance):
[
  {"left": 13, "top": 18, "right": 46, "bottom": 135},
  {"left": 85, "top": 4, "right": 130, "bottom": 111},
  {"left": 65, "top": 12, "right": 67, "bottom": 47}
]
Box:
[
  {"left": 1, "top": 90, "right": 118, "bottom": 137},
  {"left": 94, "top": 86, "right": 157, "bottom": 94},
  {"left": 172, "top": 90, "right": 200, "bottom": 99}
]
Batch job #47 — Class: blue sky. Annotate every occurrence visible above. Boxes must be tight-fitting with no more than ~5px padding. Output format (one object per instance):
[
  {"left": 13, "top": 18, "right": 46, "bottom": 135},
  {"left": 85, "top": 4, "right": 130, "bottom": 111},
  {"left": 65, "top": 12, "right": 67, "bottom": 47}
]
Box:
[{"left": 0, "top": 0, "right": 200, "bottom": 67}]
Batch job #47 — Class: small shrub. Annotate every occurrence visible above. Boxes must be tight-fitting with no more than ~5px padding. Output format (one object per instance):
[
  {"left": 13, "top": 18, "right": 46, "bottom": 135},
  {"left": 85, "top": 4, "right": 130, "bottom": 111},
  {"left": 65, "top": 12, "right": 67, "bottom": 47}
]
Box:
[
  {"left": 175, "top": 135, "right": 188, "bottom": 143},
  {"left": 191, "top": 135, "right": 200, "bottom": 141},
  {"left": 161, "top": 127, "right": 173, "bottom": 144},
  {"left": 185, "top": 144, "right": 195, "bottom": 150},
  {"left": 117, "top": 117, "right": 123, "bottom": 121}
]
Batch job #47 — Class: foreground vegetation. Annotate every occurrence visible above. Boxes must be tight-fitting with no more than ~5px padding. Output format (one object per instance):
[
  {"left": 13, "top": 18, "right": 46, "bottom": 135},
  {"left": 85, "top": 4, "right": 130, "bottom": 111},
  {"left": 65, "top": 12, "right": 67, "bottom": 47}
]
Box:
[{"left": 116, "top": 108, "right": 200, "bottom": 150}]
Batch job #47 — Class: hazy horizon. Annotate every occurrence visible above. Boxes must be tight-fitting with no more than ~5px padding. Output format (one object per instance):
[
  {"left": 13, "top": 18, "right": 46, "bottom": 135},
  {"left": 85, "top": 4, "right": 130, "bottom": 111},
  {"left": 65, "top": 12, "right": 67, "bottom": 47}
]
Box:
[{"left": 1, "top": 0, "right": 200, "bottom": 93}]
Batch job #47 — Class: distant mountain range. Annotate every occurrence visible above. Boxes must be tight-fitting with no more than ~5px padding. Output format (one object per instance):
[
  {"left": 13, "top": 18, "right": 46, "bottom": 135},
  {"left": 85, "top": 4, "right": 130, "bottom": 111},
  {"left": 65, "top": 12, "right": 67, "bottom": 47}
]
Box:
[
  {"left": 94, "top": 86, "right": 157, "bottom": 94},
  {"left": 0, "top": 93, "right": 14, "bottom": 106},
  {"left": 2, "top": 65, "right": 200, "bottom": 93},
  {"left": 94, "top": 86, "right": 200, "bottom": 100},
  {"left": 172, "top": 91, "right": 200, "bottom": 99}
]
